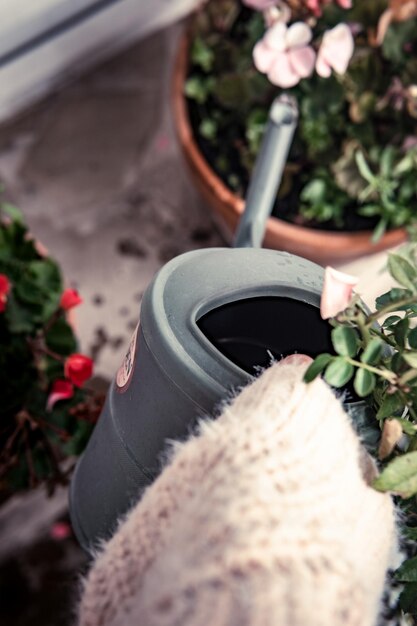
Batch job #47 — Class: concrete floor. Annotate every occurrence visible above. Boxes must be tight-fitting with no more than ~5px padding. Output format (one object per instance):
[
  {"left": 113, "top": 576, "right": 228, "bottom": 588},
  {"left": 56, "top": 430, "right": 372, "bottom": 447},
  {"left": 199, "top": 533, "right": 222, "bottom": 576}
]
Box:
[{"left": 0, "top": 23, "right": 225, "bottom": 382}]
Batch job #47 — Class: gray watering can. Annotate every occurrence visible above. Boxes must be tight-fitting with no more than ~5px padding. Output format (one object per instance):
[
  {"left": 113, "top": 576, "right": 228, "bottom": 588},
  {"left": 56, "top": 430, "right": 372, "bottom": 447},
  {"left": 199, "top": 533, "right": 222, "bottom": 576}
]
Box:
[{"left": 69, "top": 96, "right": 334, "bottom": 551}]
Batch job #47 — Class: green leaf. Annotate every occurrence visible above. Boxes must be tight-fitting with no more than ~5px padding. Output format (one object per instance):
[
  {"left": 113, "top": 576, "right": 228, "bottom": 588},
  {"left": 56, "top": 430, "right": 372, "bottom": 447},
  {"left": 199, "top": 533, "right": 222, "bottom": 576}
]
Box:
[
  {"left": 45, "top": 317, "right": 77, "bottom": 356},
  {"left": 409, "top": 326, "right": 417, "bottom": 349},
  {"left": 1, "top": 202, "right": 24, "bottom": 225},
  {"left": 382, "top": 19, "right": 417, "bottom": 65},
  {"left": 371, "top": 218, "right": 387, "bottom": 244},
  {"left": 395, "top": 418, "right": 417, "bottom": 436},
  {"left": 395, "top": 556, "right": 417, "bottom": 583},
  {"left": 300, "top": 179, "right": 326, "bottom": 204},
  {"left": 355, "top": 151, "right": 375, "bottom": 184},
  {"left": 199, "top": 118, "right": 218, "bottom": 140},
  {"left": 191, "top": 37, "right": 214, "bottom": 72},
  {"left": 212, "top": 73, "right": 251, "bottom": 109},
  {"left": 375, "top": 291, "right": 391, "bottom": 310},
  {"left": 394, "top": 317, "right": 410, "bottom": 348},
  {"left": 324, "top": 357, "right": 354, "bottom": 387},
  {"left": 388, "top": 253, "right": 417, "bottom": 292},
  {"left": 382, "top": 315, "right": 401, "bottom": 329},
  {"left": 354, "top": 368, "right": 376, "bottom": 397},
  {"left": 405, "top": 526, "right": 417, "bottom": 541},
  {"left": 4, "top": 295, "right": 35, "bottom": 333},
  {"left": 246, "top": 109, "right": 267, "bottom": 155},
  {"left": 331, "top": 326, "right": 359, "bottom": 357},
  {"left": 403, "top": 352, "right": 417, "bottom": 368},
  {"left": 373, "top": 451, "right": 417, "bottom": 498},
  {"left": 376, "top": 393, "right": 404, "bottom": 419},
  {"left": 380, "top": 146, "right": 396, "bottom": 178},
  {"left": 357, "top": 204, "right": 381, "bottom": 217},
  {"left": 399, "top": 582, "right": 417, "bottom": 615},
  {"left": 303, "top": 353, "right": 333, "bottom": 383},
  {"left": 184, "top": 76, "right": 213, "bottom": 104},
  {"left": 360, "top": 338, "right": 383, "bottom": 365}
]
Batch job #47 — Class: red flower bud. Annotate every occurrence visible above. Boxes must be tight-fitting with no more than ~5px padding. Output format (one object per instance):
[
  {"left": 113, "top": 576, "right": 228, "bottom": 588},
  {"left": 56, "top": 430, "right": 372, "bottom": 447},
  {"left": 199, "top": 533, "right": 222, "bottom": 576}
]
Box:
[
  {"left": 64, "top": 353, "right": 94, "bottom": 387},
  {"left": 46, "top": 379, "right": 74, "bottom": 411},
  {"left": 0, "top": 274, "right": 11, "bottom": 313},
  {"left": 60, "top": 288, "right": 83, "bottom": 310}
]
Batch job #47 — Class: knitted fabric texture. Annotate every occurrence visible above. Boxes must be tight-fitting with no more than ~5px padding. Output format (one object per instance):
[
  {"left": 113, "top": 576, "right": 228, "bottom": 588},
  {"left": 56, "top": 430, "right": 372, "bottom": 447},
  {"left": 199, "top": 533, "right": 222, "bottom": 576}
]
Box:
[{"left": 78, "top": 361, "right": 398, "bottom": 626}]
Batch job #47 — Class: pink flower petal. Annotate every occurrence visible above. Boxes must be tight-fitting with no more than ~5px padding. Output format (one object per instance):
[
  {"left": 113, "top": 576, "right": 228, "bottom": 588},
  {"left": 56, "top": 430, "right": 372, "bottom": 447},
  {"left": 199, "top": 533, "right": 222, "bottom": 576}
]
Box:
[
  {"left": 306, "top": 0, "right": 322, "bottom": 16},
  {"left": 263, "top": 22, "right": 287, "bottom": 52},
  {"left": 315, "top": 49, "right": 332, "bottom": 78},
  {"left": 47, "top": 379, "right": 74, "bottom": 411},
  {"left": 253, "top": 40, "right": 277, "bottom": 74},
  {"left": 320, "top": 24, "right": 354, "bottom": 76},
  {"left": 320, "top": 266, "right": 358, "bottom": 320},
  {"left": 337, "top": 0, "right": 352, "bottom": 8},
  {"left": 288, "top": 46, "right": 316, "bottom": 78},
  {"left": 268, "top": 52, "right": 300, "bottom": 88},
  {"left": 286, "top": 22, "right": 313, "bottom": 48}
]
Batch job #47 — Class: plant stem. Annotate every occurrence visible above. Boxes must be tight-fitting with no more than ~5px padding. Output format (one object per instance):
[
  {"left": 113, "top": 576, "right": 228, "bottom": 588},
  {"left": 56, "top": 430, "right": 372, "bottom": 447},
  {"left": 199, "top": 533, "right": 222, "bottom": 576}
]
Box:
[
  {"left": 357, "top": 316, "right": 371, "bottom": 345},
  {"left": 369, "top": 327, "right": 397, "bottom": 348},
  {"left": 27, "top": 336, "right": 64, "bottom": 362},
  {"left": 345, "top": 357, "right": 397, "bottom": 382},
  {"left": 399, "top": 369, "right": 417, "bottom": 386},
  {"left": 33, "top": 416, "right": 70, "bottom": 441},
  {"left": 43, "top": 309, "right": 62, "bottom": 335}
]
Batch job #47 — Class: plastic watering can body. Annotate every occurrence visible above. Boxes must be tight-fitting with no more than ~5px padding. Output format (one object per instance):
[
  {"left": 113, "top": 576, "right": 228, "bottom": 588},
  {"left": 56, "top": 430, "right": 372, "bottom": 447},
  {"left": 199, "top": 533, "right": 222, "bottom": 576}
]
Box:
[{"left": 70, "top": 96, "right": 334, "bottom": 551}]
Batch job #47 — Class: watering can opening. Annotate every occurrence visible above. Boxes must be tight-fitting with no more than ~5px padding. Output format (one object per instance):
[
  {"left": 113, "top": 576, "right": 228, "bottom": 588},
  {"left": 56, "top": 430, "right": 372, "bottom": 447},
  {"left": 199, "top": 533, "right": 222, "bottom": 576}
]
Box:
[{"left": 197, "top": 296, "right": 332, "bottom": 376}]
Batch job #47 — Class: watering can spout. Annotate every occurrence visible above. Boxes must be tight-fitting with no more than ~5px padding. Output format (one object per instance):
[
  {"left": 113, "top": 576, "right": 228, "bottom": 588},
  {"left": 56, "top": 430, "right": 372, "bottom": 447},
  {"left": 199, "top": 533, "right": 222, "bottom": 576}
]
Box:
[{"left": 233, "top": 94, "right": 299, "bottom": 249}]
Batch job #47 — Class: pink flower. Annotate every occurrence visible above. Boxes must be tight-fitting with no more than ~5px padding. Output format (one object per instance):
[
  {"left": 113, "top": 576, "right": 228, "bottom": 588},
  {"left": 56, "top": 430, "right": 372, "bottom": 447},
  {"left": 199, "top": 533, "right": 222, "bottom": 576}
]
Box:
[
  {"left": 65, "top": 353, "right": 94, "bottom": 387},
  {"left": 320, "top": 266, "right": 358, "bottom": 319},
  {"left": 50, "top": 521, "right": 72, "bottom": 540},
  {"left": 60, "top": 288, "right": 83, "bottom": 310},
  {"left": 242, "top": 0, "right": 278, "bottom": 9},
  {"left": 253, "top": 22, "right": 316, "bottom": 88},
  {"left": 403, "top": 136, "right": 417, "bottom": 151},
  {"left": 47, "top": 379, "right": 74, "bottom": 411},
  {"left": 0, "top": 274, "right": 11, "bottom": 313},
  {"left": 316, "top": 23, "right": 354, "bottom": 78}
]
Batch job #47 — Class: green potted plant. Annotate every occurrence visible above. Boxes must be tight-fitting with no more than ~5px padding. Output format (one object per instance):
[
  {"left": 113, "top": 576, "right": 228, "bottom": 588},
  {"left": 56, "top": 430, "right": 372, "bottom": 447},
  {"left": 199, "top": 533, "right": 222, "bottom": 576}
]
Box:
[
  {"left": 173, "top": 0, "right": 417, "bottom": 263},
  {"left": 304, "top": 244, "right": 417, "bottom": 619},
  {"left": 0, "top": 201, "right": 102, "bottom": 498}
]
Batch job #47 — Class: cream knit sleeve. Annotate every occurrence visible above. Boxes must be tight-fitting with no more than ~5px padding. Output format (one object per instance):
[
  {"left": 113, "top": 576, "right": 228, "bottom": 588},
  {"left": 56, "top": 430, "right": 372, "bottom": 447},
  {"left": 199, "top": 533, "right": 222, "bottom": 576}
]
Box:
[{"left": 77, "top": 361, "right": 398, "bottom": 626}]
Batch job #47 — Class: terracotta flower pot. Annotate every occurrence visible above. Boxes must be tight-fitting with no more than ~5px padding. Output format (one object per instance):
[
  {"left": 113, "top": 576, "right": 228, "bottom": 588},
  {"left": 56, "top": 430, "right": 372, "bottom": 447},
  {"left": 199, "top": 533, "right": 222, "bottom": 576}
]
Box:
[{"left": 172, "top": 35, "right": 407, "bottom": 265}]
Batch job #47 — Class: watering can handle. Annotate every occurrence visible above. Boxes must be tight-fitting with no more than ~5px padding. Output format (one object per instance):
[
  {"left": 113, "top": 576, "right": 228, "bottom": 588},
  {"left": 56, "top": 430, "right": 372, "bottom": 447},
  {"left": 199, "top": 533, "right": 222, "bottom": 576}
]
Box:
[{"left": 233, "top": 95, "right": 298, "bottom": 249}]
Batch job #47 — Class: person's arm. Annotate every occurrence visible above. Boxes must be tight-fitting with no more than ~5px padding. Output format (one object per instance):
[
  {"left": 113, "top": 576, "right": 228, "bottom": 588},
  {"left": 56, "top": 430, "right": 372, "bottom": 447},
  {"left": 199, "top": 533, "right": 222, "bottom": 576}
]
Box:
[{"left": 78, "top": 360, "right": 398, "bottom": 626}]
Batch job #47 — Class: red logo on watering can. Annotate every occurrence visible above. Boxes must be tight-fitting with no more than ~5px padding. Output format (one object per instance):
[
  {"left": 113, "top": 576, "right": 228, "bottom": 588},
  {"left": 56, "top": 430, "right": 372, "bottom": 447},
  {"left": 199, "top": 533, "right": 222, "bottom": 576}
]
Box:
[{"left": 116, "top": 324, "right": 138, "bottom": 392}]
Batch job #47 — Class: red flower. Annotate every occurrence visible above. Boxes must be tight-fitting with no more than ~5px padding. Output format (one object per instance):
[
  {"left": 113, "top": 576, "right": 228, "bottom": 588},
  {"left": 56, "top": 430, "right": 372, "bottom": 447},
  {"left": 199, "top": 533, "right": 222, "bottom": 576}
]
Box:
[
  {"left": 0, "top": 274, "right": 11, "bottom": 313},
  {"left": 60, "top": 288, "right": 82, "bottom": 310},
  {"left": 46, "top": 379, "right": 74, "bottom": 411},
  {"left": 64, "top": 353, "right": 94, "bottom": 387}
]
